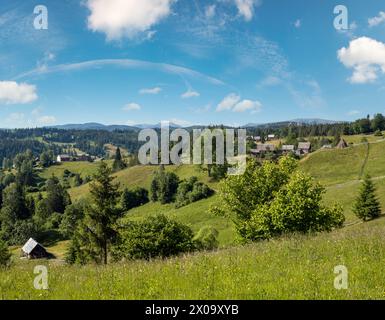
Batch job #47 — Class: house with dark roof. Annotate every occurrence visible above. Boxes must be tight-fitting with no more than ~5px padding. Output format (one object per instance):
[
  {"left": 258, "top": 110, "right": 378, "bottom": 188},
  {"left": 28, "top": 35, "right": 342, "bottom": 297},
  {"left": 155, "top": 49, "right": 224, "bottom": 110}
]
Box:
[
  {"left": 282, "top": 145, "right": 295, "bottom": 153},
  {"left": 296, "top": 142, "right": 311, "bottom": 155},
  {"left": 21, "top": 238, "right": 48, "bottom": 259},
  {"left": 57, "top": 154, "right": 71, "bottom": 162}
]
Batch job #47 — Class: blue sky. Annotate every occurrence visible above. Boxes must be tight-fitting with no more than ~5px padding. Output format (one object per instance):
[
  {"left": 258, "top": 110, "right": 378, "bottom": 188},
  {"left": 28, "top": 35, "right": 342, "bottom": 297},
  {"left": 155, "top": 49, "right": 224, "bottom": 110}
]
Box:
[{"left": 1, "top": 0, "right": 385, "bottom": 128}]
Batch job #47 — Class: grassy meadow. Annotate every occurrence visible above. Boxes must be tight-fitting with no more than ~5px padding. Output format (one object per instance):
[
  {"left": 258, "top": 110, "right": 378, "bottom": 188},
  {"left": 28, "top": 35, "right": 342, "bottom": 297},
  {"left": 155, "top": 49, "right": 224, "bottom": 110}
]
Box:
[
  {"left": 2, "top": 217, "right": 385, "bottom": 299},
  {"left": 2, "top": 133, "right": 385, "bottom": 299}
]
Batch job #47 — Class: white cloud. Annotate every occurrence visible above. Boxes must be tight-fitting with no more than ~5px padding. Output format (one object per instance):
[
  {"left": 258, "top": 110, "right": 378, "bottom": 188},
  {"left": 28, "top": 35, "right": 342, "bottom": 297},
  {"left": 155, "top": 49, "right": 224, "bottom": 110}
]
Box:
[
  {"left": 257, "top": 76, "right": 282, "bottom": 87},
  {"left": 6, "top": 112, "right": 25, "bottom": 123},
  {"left": 338, "top": 37, "right": 385, "bottom": 84},
  {"left": 369, "top": 12, "right": 385, "bottom": 27},
  {"left": 205, "top": 5, "right": 216, "bottom": 19},
  {"left": 123, "top": 103, "right": 142, "bottom": 111},
  {"left": 294, "top": 19, "right": 301, "bottom": 28},
  {"left": 16, "top": 59, "right": 225, "bottom": 86},
  {"left": 139, "top": 87, "right": 162, "bottom": 95},
  {"left": 348, "top": 110, "right": 361, "bottom": 116},
  {"left": 0, "top": 81, "right": 38, "bottom": 105},
  {"left": 234, "top": 0, "right": 261, "bottom": 21},
  {"left": 5, "top": 109, "right": 56, "bottom": 128},
  {"left": 233, "top": 99, "right": 262, "bottom": 113},
  {"left": 217, "top": 93, "right": 262, "bottom": 113},
  {"left": 86, "top": 0, "right": 174, "bottom": 40},
  {"left": 216, "top": 93, "right": 241, "bottom": 111},
  {"left": 181, "top": 89, "right": 200, "bottom": 99},
  {"left": 167, "top": 118, "right": 192, "bottom": 127},
  {"left": 37, "top": 115, "right": 56, "bottom": 125}
]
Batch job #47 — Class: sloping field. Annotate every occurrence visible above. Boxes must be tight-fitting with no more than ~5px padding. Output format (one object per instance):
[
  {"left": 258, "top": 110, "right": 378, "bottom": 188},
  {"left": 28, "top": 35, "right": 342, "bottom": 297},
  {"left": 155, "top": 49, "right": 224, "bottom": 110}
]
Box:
[{"left": 2, "top": 217, "right": 385, "bottom": 299}]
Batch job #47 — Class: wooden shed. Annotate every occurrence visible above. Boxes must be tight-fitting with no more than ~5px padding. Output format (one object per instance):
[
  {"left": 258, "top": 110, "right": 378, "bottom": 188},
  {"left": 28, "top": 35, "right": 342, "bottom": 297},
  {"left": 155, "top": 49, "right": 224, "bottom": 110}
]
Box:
[{"left": 21, "top": 238, "right": 48, "bottom": 259}]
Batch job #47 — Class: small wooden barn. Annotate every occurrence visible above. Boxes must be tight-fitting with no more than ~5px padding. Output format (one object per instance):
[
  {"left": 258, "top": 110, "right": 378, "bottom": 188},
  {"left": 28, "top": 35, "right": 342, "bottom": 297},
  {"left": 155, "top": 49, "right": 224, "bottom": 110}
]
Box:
[
  {"left": 336, "top": 138, "right": 348, "bottom": 149},
  {"left": 21, "top": 238, "right": 48, "bottom": 259}
]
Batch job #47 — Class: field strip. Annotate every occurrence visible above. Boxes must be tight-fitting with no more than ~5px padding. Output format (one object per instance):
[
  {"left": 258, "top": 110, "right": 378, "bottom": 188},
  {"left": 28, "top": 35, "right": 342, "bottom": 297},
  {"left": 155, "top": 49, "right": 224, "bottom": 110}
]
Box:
[{"left": 326, "top": 174, "right": 385, "bottom": 189}]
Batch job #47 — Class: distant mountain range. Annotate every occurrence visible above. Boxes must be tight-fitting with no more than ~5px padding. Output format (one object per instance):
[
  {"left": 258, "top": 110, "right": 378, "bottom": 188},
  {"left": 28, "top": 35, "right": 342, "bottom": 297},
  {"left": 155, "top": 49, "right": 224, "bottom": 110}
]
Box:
[
  {"left": 48, "top": 118, "right": 344, "bottom": 131},
  {"left": 49, "top": 122, "right": 183, "bottom": 131},
  {"left": 243, "top": 118, "right": 342, "bottom": 128}
]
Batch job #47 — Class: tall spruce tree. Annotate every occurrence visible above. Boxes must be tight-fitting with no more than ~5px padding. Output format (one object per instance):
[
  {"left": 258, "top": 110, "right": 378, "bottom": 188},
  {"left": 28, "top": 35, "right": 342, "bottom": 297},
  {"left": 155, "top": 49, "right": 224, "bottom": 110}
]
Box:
[
  {"left": 353, "top": 175, "right": 381, "bottom": 221},
  {"left": 112, "top": 147, "right": 126, "bottom": 172},
  {"left": 70, "top": 161, "right": 121, "bottom": 264}
]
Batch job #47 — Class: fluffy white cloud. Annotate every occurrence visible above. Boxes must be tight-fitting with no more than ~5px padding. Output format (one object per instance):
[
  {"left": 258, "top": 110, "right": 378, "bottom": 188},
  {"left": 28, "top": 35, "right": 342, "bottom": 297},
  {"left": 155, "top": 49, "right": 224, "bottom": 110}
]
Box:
[
  {"left": 216, "top": 93, "right": 241, "bottom": 111},
  {"left": 348, "top": 110, "right": 361, "bottom": 116},
  {"left": 86, "top": 0, "right": 174, "bottom": 40},
  {"left": 0, "top": 81, "right": 38, "bottom": 104},
  {"left": 233, "top": 99, "right": 262, "bottom": 113},
  {"left": 257, "top": 76, "right": 282, "bottom": 87},
  {"left": 338, "top": 37, "right": 385, "bottom": 83},
  {"left": 37, "top": 115, "right": 57, "bottom": 125},
  {"left": 123, "top": 103, "right": 142, "bottom": 111},
  {"left": 139, "top": 87, "right": 162, "bottom": 94},
  {"left": 217, "top": 93, "right": 262, "bottom": 113},
  {"left": 167, "top": 118, "right": 192, "bottom": 127},
  {"left": 234, "top": 0, "right": 261, "bottom": 21},
  {"left": 6, "top": 112, "right": 25, "bottom": 123},
  {"left": 368, "top": 12, "right": 385, "bottom": 27},
  {"left": 205, "top": 5, "right": 216, "bottom": 19},
  {"left": 181, "top": 89, "right": 200, "bottom": 99}
]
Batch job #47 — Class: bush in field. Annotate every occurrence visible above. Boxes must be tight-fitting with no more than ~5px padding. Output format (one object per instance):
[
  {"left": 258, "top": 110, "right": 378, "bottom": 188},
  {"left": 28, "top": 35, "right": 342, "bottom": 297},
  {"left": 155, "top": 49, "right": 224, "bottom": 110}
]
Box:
[
  {"left": 121, "top": 187, "right": 149, "bottom": 211},
  {"left": 242, "top": 172, "right": 345, "bottom": 241},
  {"left": 112, "top": 214, "right": 195, "bottom": 261},
  {"left": 0, "top": 240, "right": 11, "bottom": 268},
  {"left": 45, "top": 212, "right": 63, "bottom": 230},
  {"left": 1, "top": 219, "right": 39, "bottom": 246},
  {"left": 59, "top": 201, "right": 86, "bottom": 238},
  {"left": 150, "top": 166, "right": 179, "bottom": 204},
  {"left": 353, "top": 175, "right": 381, "bottom": 221},
  {"left": 193, "top": 226, "right": 219, "bottom": 251},
  {"left": 211, "top": 156, "right": 344, "bottom": 242},
  {"left": 175, "top": 177, "right": 213, "bottom": 208}
]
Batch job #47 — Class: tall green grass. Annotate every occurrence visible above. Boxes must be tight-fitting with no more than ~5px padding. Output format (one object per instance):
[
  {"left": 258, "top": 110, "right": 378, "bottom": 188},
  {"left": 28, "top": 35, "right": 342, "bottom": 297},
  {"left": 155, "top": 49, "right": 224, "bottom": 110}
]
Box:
[{"left": 2, "top": 218, "right": 385, "bottom": 300}]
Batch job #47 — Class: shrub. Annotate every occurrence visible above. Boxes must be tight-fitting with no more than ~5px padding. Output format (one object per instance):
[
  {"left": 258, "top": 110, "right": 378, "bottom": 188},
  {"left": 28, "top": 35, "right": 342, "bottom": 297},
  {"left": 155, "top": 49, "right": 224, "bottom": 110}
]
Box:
[
  {"left": 45, "top": 212, "right": 63, "bottom": 230},
  {"left": 150, "top": 166, "right": 179, "bottom": 204},
  {"left": 0, "top": 240, "right": 11, "bottom": 268},
  {"left": 121, "top": 187, "right": 149, "bottom": 211},
  {"left": 211, "top": 157, "right": 344, "bottom": 242},
  {"left": 240, "top": 172, "right": 345, "bottom": 241},
  {"left": 193, "top": 227, "right": 219, "bottom": 251},
  {"left": 59, "top": 201, "right": 86, "bottom": 238},
  {"left": 2, "top": 219, "right": 39, "bottom": 246},
  {"left": 175, "top": 177, "right": 213, "bottom": 208},
  {"left": 112, "top": 214, "right": 195, "bottom": 261}
]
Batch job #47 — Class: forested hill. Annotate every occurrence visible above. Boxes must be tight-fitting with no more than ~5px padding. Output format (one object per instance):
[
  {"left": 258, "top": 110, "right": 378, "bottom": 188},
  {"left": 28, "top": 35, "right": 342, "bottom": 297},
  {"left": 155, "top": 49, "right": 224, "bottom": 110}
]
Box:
[{"left": 0, "top": 128, "right": 141, "bottom": 164}]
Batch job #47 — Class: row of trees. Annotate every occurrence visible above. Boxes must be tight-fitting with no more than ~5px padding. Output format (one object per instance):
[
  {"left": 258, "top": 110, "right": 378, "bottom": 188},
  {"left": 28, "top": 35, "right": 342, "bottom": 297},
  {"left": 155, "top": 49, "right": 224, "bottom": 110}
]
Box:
[{"left": 246, "top": 113, "right": 385, "bottom": 140}]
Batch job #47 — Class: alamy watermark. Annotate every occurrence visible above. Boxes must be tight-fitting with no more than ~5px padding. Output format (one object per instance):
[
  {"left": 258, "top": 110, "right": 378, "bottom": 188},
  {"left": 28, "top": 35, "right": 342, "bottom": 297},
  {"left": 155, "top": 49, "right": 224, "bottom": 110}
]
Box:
[
  {"left": 34, "top": 265, "right": 49, "bottom": 290},
  {"left": 334, "top": 265, "right": 348, "bottom": 290},
  {"left": 138, "top": 122, "right": 247, "bottom": 175},
  {"left": 33, "top": 5, "right": 48, "bottom": 30}
]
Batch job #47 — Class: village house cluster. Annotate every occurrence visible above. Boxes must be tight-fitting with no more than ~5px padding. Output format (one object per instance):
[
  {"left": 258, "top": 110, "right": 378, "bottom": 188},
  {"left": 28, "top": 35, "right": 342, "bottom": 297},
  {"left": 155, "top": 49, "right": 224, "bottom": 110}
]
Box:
[
  {"left": 248, "top": 135, "right": 350, "bottom": 158},
  {"left": 249, "top": 141, "right": 311, "bottom": 157},
  {"left": 56, "top": 154, "right": 102, "bottom": 163}
]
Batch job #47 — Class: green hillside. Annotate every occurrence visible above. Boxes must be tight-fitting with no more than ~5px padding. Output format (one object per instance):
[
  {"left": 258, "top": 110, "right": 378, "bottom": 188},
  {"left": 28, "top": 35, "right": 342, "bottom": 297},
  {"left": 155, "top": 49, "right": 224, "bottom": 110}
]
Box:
[
  {"left": 2, "top": 216, "right": 385, "bottom": 299},
  {"left": 300, "top": 140, "right": 385, "bottom": 223}
]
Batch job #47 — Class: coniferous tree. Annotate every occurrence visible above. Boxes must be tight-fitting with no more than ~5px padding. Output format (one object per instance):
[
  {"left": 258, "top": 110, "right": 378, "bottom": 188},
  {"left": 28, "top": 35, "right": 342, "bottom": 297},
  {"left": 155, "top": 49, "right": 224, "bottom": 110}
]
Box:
[
  {"left": 69, "top": 161, "right": 121, "bottom": 264},
  {"left": 112, "top": 147, "right": 126, "bottom": 172},
  {"left": 353, "top": 175, "right": 381, "bottom": 221}
]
